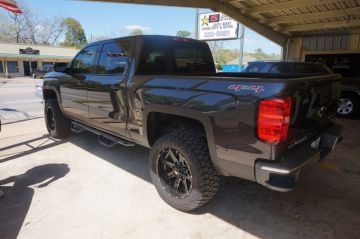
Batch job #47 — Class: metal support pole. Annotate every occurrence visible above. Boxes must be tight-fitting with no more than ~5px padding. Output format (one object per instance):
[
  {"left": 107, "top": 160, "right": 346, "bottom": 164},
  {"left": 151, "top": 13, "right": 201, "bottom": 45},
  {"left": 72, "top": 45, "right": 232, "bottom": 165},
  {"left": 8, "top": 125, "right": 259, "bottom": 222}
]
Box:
[
  {"left": 285, "top": 38, "right": 290, "bottom": 61},
  {"left": 238, "top": 24, "right": 245, "bottom": 72},
  {"left": 194, "top": 8, "right": 199, "bottom": 40},
  {"left": 4, "top": 59, "right": 8, "bottom": 78}
]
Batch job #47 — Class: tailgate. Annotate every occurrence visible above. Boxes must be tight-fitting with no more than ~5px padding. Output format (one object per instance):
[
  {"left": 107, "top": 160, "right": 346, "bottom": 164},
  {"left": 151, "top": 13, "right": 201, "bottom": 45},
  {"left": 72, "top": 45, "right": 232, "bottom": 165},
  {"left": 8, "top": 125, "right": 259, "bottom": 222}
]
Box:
[{"left": 287, "top": 75, "right": 342, "bottom": 141}]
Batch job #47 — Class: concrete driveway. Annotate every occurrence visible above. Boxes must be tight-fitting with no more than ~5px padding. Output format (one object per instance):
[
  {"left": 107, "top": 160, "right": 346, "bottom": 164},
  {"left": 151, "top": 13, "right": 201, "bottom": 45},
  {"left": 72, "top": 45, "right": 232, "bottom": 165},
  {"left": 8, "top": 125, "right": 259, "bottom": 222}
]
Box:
[{"left": 0, "top": 118, "right": 359, "bottom": 239}]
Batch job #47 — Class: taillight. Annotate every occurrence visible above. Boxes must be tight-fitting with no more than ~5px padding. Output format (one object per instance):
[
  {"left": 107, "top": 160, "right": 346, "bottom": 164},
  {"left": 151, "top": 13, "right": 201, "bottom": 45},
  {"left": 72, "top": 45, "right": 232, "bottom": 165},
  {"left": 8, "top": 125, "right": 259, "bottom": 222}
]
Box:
[{"left": 258, "top": 97, "right": 292, "bottom": 144}]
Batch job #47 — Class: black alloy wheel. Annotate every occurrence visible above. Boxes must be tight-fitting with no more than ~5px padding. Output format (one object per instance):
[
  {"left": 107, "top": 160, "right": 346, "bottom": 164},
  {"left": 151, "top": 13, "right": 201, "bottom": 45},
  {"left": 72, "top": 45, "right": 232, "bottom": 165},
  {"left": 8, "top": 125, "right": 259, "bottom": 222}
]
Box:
[
  {"left": 156, "top": 148, "right": 192, "bottom": 199},
  {"left": 44, "top": 99, "right": 71, "bottom": 138},
  {"left": 46, "top": 107, "right": 56, "bottom": 132},
  {"left": 149, "top": 130, "right": 220, "bottom": 211}
]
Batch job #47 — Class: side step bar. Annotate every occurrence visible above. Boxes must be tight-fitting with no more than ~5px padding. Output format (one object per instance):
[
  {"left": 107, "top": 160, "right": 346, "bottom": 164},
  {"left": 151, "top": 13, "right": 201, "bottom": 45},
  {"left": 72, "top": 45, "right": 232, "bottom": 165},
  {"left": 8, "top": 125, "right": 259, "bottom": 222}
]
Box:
[{"left": 71, "top": 121, "right": 135, "bottom": 147}]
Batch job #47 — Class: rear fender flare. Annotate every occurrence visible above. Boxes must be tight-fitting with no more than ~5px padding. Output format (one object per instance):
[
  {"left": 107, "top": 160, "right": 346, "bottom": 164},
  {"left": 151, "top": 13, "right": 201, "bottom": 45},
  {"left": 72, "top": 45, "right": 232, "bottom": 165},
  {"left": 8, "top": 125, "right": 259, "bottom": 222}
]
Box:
[{"left": 143, "top": 105, "right": 218, "bottom": 168}]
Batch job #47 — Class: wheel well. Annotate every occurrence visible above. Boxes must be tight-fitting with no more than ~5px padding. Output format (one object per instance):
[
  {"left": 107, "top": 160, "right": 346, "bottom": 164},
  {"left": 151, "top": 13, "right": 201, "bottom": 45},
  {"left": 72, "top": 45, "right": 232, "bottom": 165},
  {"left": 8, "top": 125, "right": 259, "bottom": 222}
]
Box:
[
  {"left": 43, "top": 89, "right": 57, "bottom": 101},
  {"left": 147, "top": 112, "right": 206, "bottom": 146},
  {"left": 341, "top": 90, "right": 359, "bottom": 99}
]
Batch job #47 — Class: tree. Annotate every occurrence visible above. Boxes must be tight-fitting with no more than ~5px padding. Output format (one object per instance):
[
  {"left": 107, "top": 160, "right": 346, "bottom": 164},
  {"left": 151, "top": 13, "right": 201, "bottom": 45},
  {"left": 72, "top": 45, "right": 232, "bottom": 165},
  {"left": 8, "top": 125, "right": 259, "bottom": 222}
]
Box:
[
  {"left": 176, "top": 30, "right": 192, "bottom": 38},
  {"left": 61, "top": 17, "right": 87, "bottom": 48},
  {"left": 251, "top": 48, "right": 268, "bottom": 60},
  {"left": 216, "top": 49, "right": 240, "bottom": 65},
  {"left": 249, "top": 48, "right": 281, "bottom": 60},
  {"left": 128, "top": 28, "right": 144, "bottom": 36},
  {"left": 207, "top": 41, "right": 225, "bottom": 64}
]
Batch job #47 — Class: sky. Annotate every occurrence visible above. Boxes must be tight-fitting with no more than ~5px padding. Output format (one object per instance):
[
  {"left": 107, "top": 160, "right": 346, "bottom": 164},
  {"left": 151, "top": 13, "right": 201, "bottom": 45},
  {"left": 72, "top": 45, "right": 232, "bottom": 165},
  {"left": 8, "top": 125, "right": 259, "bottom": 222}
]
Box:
[{"left": 10, "top": 0, "right": 281, "bottom": 54}]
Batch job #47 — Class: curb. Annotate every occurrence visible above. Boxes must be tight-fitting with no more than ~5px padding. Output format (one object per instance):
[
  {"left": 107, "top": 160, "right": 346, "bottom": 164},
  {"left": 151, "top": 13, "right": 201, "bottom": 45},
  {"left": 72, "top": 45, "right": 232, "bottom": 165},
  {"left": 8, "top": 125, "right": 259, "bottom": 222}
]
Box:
[{"left": 2, "top": 116, "right": 44, "bottom": 125}]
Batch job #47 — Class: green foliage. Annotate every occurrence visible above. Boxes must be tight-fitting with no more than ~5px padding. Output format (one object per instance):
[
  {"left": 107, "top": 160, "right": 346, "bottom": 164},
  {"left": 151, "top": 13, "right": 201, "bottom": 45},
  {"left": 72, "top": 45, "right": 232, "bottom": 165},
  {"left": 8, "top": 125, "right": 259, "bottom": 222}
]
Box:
[
  {"left": 213, "top": 48, "right": 281, "bottom": 67},
  {"left": 216, "top": 49, "right": 240, "bottom": 66},
  {"left": 61, "top": 17, "right": 87, "bottom": 48},
  {"left": 128, "top": 28, "right": 144, "bottom": 36},
  {"left": 176, "top": 30, "right": 192, "bottom": 38},
  {"left": 248, "top": 48, "right": 280, "bottom": 60}
]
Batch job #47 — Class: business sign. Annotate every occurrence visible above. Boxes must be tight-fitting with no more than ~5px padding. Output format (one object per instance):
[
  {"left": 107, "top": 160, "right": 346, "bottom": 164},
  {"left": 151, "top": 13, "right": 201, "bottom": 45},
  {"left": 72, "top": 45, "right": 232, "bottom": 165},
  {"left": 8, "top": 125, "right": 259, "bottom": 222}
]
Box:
[
  {"left": 198, "top": 12, "right": 239, "bottom": 41},
  {"left": 20, "top": 47, "right": 40, "bottom": 55}
]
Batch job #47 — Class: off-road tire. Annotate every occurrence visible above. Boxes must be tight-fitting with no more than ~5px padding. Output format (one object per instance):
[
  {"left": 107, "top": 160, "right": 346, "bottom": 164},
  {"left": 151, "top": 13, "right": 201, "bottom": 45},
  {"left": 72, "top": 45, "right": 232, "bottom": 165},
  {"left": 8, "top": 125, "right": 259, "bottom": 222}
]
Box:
[
  {"left": 45, "top": 99, "right": 71, "bottom": 138},
  {"left": 149, "top": 130, "right": 220, "bottom": 211}
]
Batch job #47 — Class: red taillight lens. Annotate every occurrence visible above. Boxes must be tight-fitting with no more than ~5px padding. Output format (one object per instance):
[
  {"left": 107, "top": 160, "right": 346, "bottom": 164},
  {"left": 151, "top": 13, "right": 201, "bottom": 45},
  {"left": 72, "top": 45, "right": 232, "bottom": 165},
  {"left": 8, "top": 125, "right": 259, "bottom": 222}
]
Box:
[{"left": 258, "top": 97, "right": 292, "bottom": 144}]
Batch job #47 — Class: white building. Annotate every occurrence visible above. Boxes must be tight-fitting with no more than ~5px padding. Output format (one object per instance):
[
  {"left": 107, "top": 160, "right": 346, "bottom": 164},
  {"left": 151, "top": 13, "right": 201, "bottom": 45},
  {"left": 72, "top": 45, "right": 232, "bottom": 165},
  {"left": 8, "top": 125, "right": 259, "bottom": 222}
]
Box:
[{"left": 0, "top": 42, "right": 79, "bottom": 78}]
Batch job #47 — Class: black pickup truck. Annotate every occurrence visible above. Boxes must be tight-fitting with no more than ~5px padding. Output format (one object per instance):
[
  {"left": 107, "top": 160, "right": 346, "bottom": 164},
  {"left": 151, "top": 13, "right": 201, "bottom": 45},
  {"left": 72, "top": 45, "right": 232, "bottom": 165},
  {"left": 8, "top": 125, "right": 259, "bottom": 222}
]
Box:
[{"left": 43, "top": 35, "right": 342, "bottom": 211}]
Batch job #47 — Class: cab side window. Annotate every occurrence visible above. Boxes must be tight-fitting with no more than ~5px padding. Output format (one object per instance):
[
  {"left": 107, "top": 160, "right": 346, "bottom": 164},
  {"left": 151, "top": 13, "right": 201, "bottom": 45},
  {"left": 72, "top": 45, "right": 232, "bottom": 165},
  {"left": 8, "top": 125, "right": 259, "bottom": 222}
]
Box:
[
  {"left": 71, "top": 45, "right": 98, "bottom": 74},
  {"left": 96, "top": 41, "right": 130, "bottom": 75}
]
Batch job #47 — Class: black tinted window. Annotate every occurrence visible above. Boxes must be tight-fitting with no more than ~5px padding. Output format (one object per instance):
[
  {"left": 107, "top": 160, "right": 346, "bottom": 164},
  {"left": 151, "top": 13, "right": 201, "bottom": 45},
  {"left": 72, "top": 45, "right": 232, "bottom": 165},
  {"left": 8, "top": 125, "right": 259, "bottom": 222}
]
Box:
[
  {"left": 138, "top": 48, "right": 167, "bottom": 75},
  {"left": 97, "top": 41, "right": 130, "bottom": 75},
  {"left": 137, "top": 38, "right": 215, "bottom": 75},
  {"left": 174, "top": 48, "right": 207, "bottom": 73},
  {"left": 0, "top": 61, "right": 3, "bottom": 73},
  {"left": 71, "top": 45, "right": 98, "bottom": 73}
]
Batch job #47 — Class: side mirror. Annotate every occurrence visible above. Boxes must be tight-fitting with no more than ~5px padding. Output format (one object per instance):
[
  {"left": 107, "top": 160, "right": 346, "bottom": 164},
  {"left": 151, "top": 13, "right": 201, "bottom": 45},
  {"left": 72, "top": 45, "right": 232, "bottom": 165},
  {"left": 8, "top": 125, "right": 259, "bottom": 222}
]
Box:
[{"left": 53, "top": 63, "right": 68, "bottom": 73}]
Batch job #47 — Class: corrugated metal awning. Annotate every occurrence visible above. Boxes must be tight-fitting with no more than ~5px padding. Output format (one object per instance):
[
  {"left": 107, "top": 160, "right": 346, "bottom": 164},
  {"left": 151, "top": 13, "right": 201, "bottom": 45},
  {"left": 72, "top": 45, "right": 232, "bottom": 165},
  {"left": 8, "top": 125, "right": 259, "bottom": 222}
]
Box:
[
  {"left": 86, "top": 0, "right": 360, "bottom": 45},
  {"left": 0, "top": 53, "right": 72, "bottom": 60}
]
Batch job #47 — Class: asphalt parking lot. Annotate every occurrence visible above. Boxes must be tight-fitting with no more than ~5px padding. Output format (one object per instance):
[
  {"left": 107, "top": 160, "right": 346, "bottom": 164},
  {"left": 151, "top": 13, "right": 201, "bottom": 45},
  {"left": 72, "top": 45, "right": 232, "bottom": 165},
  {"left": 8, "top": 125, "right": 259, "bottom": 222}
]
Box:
[
  {"left": 0, "top": 77, "right": 43, "bottom": 124},
  {"left": 0, "top": 116, "right": 359, "bottom": 239}
]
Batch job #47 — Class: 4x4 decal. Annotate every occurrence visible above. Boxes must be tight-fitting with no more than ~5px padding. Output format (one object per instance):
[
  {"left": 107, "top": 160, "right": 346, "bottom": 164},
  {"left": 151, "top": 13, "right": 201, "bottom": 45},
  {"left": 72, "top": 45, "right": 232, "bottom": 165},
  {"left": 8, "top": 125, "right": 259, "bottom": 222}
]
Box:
[{"left": 228, "top": 84, "right": 265, "bottom": 93}]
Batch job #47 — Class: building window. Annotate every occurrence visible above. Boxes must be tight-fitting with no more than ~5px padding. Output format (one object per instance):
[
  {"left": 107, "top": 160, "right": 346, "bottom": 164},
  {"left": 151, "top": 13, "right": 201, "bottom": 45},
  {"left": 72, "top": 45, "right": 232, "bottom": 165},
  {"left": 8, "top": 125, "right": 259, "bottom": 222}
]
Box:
[
  {"left": 0, "top": 61, "right": 3, "bottom": 73},
  {"left": 43, "top": 62, "right": 54, "bottom": 66},
  {"left": 7, "top": 61, "right": 19, "bottom": 73}
]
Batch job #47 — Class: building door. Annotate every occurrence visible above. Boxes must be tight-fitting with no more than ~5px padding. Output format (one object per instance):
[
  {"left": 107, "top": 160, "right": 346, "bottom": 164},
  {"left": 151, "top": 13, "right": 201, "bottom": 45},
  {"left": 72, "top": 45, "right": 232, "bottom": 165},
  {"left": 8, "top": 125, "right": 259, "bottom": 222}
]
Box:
[
  {"left": 31, "top": 61, "right": 37, "bottom": 73},
  {"left": 23, "top": 61, "right": 37, "bottom": 76},
  {"left": 23, "top": 61, "right": 30, "bottom": 76}
]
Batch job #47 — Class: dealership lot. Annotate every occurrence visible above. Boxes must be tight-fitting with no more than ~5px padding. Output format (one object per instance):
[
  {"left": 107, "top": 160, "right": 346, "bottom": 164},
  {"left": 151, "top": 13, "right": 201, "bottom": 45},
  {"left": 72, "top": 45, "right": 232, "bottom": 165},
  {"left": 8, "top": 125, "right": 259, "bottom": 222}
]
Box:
[{"left": 0, "top": 117, "right": 359, "bottom": 239}]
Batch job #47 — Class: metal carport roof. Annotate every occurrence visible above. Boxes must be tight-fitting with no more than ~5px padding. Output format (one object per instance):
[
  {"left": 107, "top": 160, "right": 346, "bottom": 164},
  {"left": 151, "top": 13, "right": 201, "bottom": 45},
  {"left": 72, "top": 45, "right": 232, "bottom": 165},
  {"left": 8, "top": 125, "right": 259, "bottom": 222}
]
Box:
[
  {"left": 87, "top": 0, "right": 360, "bottom": 47},
  {"left": 0, "top": 53, "right": 73, "bottom": 60}
]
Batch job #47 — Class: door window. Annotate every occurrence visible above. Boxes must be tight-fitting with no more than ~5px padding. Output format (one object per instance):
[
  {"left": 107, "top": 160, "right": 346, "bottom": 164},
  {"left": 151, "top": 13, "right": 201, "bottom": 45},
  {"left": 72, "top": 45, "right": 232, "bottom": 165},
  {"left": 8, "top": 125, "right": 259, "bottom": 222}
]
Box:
[
  {"left": 0, "top": 61, "right": 3, "bottom": 73},
  {"left": 71, "top": 45, "right": 98, "bottom": 74},
  {"left": 96, "top": 41, "right": 130, "bottom": 75}
]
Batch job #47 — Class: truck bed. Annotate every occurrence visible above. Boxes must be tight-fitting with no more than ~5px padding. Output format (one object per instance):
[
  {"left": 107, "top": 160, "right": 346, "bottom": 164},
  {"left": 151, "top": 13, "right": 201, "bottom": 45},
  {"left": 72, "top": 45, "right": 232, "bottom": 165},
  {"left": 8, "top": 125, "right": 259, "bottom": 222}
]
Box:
[{"left": 140, "top": 72, "right": 341, "bottom": 162}]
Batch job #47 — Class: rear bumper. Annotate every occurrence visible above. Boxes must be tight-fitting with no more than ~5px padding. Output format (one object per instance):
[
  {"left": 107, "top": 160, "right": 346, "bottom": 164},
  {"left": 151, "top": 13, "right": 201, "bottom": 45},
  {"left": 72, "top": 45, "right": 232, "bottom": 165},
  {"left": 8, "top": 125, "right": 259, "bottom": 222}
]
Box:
[{"left": 255, "top": 124, "right": 343, "bottom": 192}]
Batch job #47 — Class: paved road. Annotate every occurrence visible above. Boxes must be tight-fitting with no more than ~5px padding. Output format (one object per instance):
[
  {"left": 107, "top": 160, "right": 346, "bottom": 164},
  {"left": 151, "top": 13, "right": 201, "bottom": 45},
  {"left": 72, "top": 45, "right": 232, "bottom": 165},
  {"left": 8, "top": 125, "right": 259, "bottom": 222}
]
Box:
[{"left": 0, "top": 77, "right": 43, "bottom": 124}]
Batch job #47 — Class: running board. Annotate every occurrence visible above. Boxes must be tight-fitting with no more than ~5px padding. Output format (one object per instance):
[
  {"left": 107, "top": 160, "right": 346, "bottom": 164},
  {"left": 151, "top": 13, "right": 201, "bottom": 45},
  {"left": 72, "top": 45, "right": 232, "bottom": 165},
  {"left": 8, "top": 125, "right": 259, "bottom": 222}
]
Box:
[{"left": 71, "top": 121, "right": 135, "bottom": 147}]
